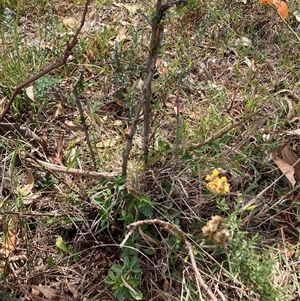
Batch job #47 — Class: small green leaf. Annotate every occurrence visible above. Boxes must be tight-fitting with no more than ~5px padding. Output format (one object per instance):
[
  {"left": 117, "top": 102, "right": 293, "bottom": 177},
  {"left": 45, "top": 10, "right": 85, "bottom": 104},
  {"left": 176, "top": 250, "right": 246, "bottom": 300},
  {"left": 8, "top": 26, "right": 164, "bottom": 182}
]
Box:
[
  {"left": 130, "top": 256, "right": 138, "bottom": 266},
  {"left": 142, "top": 248, "right": 155, "bottom": 255},
  {"left": 47, "top": 255, "right": 54, "bottom": 268},
  {"left": 107, "top": 271, "right": 116, "bottom": 281},
  {"left": 46, "top": 217, "right": 53, "bottom": 224},
  {"left": 56, "top": 236, "right": 67, "bottom": 251},
  {"left": 123, "top": 256, "right": 130, "bottom": 267},
  {"left": 111, "top": 264, "right": 123, "bottom": 274},
  {"left": 127, "top": 278, "right": 139, "bottom": 285},
  {"left": 70, "top": 250, "right": 79, "bottom": 261}
]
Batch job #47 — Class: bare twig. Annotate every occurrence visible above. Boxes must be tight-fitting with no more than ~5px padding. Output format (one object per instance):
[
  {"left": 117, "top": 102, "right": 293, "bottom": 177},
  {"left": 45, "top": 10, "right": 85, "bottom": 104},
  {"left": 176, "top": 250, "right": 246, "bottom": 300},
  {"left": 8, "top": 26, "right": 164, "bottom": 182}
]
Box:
[
  {"left": 185, "top": 114, "right": 258, "bottom": 152},
  {"left": 72, "top": 68, "right": 97, "bottom": 170},
  {"left": 0, "top": 210, "right": 65, "bottom": 217},
  {"left": 143, "top": 1, "right": 164, "bottom": 166},
  {"left": 122, "top": 0, "right": 187, "bottom": 177},
  {"left": 175, "top": 73, "right": 182, "bottom": 160},
  {"left": 221, "top": 117, "right": 267, "bottom": 160},
  {"left": 0, "top": 0, "right": 90, "bottom": 122},
  {"left": 120, "top": 219, "right": 219, "bottom": 301},
  {"left": 26, "top": 158, "right": 117, "bottom": 179}
]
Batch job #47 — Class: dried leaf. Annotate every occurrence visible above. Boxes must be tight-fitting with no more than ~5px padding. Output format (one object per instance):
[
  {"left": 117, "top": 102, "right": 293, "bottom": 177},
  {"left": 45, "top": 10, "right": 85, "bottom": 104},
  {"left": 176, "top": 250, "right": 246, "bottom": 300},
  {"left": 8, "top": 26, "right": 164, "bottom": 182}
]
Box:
[
  {"left": 97, "top": 136, "right": 119, "bottom": 148},
  {"left": 54, "top": 103, "right": 63, "bottom": 118},
  {"left": 0, "top": 123, "right": 47, "bottom": 152},
  {"left": 287, "top": 99, "right": 295, "bottom": 120},
  {"left": 90, "top": 11, "right": 100, "bottom": 27},
  {"left": 0, "top": 217, "right": 18, "bottom": 275},
  {"left": 137, "top": 78, "right": 144, "bottom": 91},
  {"left": 281, "top": 146, "right": 300, "bottom": 180},
  {"left": 0, "top": 217, "right": 18, "bottom": 257},
  {"left": 156, "top": 59, "right": 168, "bottom": 75},
  {"left": 62, "top": 17, "right": 77, "bottom": 29},
  {"left": 287, "top": 129, "right": 300, "bottom": 136},
  {"left": 25, "top": 86, "right": 35, "bottom": 101},
  {"left": 19, "top": 168, "right": 34, "bottom": 197},
  {"left": 294, "top": 10, "right": 300, "bottom": 22},
  {"left": 234, "top": 37, "right": 252, "bottom": 47},
  {"left": 86, "top": 49, "right": 94, "bottom": 61},
  {"left": 272, "top": 151, "right": 296, "bottom": 187},
  {"left": 64, "top": 120, "right": 83, "bottom": 131},
  {"left": 0, "top": 96, "right": 6, "bottom": 110},
  {"left": 244, "top": 57, "right": 256, "bottom": 71},
  {"left": 32, "top": 285, "right": 67, "bottom": 301},
  {"left": 281, "top": 145, "right": 299, "bottom": 167},
  {"left": 67, "top": 283, "right": 79, "bottom": 298},
  {"left": 115, "top": 26, "right": 127, "bottom": 42},
  {"left": 122, "top": 4, "right": 139, "bottom": 15}
]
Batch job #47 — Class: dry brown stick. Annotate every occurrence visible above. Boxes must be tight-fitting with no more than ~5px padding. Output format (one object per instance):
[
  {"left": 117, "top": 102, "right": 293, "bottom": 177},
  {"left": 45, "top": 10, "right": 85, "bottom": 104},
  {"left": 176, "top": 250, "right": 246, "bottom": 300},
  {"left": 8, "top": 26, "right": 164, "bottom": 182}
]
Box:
[
  {"left": 122, "top": 2, "right": 163, "bottom": 177},
  {"left": 26, "top": 158, "right": 117, "bottom": 179},
  {"left": 0, "top": 210, "right": 65, "bottom": 217},
  {"left": 72, "top": 68, "right": 97, "bottom": 170},
  {"left": 122, "top": 0, "right": 187, "bottom": 177},
  {"left": 0, "top": 0, "right": 90, "bottom": 122},
  {"left": 185, "top": 113, "right": 258, "bottom": 152},
  {"left": 175, "top": 73, "right": 182, "bottom": 160},
  {"left": 221, "top": 117, "right": 267, "bottom": 161},
  {"left": 143, "top": 1, "right": 164, "bottom": 165},
  {"left": 120, "top": 219, "right": 219, "bottom": 301}
]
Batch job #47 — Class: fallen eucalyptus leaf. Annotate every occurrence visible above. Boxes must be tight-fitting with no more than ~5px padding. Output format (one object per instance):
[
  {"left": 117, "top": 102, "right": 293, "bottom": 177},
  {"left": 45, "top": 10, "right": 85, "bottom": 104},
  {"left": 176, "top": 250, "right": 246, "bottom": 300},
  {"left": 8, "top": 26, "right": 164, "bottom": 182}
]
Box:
[
  {"left": 272, "top": 151, "right": 296, "bottom": 187},
  {"left": 25, "top": 86, "right": 35, "bottom": 101}
]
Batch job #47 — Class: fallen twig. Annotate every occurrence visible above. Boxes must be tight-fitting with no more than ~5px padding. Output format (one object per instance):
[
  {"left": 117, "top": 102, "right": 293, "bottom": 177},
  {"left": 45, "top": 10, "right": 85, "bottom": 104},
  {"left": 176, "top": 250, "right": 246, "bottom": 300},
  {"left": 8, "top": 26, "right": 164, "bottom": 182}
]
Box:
[
  {"left": 26, "top": 158, "right": 117, "bottom": 179},
  {"left": 0, "top": 0, "right": 90, "bottom": 122},
  {"left": 0, "top": 210, "right": 64, "bottom": 217},
  {"left": 120, "top": 219, "right": 219, "bottom": 301},
  {"left": 185, "top": 114, "right": 258, "bottom": 152}
]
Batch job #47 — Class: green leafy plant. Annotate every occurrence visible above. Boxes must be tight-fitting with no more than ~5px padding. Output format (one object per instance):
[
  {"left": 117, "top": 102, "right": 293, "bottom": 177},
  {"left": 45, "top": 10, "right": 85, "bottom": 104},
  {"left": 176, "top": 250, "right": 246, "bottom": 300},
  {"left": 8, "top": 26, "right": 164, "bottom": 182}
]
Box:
[
  {"left": 222, "top": 215, "right": 285, "bottom": 301},
  {"left": 33, "top": 75, "right": 61, "bottom": 102},
  {"left": 105, "top": 249, "right": 143, "bottom": 301},
  {"left": 36, "top": 172, "right": 58, "bottom": 190}
]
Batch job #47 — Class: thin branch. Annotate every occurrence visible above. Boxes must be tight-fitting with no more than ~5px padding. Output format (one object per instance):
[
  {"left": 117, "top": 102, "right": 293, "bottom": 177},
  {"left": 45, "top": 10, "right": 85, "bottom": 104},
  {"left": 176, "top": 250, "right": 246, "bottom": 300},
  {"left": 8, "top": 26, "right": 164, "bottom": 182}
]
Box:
[
  {"left": 0, "top": 210, "right": 65, "bottom": 217},
  {"left": 0, "top": 0, "right": 90, "bottom": 122},
  {"left": 26, "top": 158, "right": 117, "bottom": 179},
  {"left": 185, "top": 113, "right": 258, "bottom": 152},
  {"left": 72, "top": 68, "right": 97, "bottom": 170},
  {"left": 120, "top": 219, "right": 219, "bottom": 301},
  {"left": 175, "top": 73, "right": 182, "bottom": 160},
  {"left": 122, "top": 0, "right": 187, "bottom": 177},
  {"left": 122, "top": 13, "right": 161, "bottom": 175},
  {"left": 121, "top": 97, "right": 147, "bottom": 177}
]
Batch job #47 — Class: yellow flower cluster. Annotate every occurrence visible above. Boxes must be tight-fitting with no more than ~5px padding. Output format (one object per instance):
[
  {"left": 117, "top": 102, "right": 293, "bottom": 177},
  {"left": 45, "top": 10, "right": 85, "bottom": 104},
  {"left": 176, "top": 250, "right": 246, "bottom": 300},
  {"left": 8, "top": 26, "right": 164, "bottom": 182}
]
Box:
[{"left": 205, "top": 169, "right": 230, "bottom": 195}]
